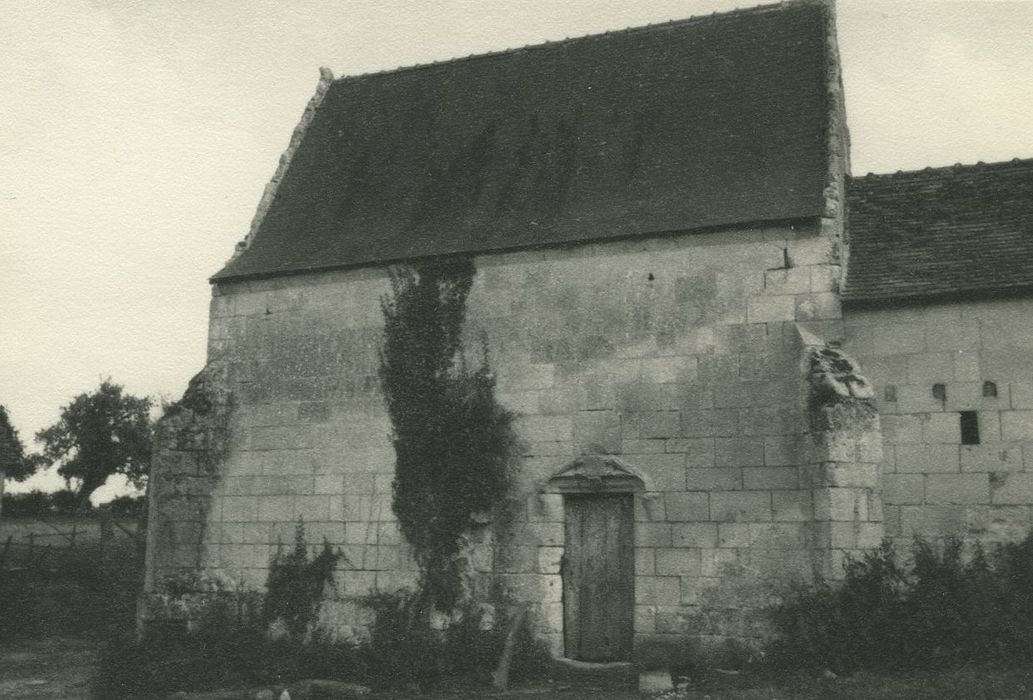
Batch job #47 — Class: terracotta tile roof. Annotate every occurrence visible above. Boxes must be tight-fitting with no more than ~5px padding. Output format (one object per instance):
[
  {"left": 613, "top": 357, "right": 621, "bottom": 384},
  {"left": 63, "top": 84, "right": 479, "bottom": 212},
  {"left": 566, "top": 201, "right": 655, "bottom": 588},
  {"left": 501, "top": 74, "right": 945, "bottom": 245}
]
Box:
[
  {"left": 214, "top": 2, "right": 832, "bottom": 281},
  {"left": 844, "top": 158, "right": 1033, "bottom": 305}
]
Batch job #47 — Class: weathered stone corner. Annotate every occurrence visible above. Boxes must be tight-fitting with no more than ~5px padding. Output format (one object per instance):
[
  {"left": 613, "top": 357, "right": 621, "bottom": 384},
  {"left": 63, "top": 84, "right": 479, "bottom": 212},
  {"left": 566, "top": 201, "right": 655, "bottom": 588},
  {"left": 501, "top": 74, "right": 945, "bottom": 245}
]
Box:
[
  {"left": 143, "top": 361, "right": 235, "bottom": 601},
  {"left": 796, "top": 327, "right": 884, "bottom": 580}
]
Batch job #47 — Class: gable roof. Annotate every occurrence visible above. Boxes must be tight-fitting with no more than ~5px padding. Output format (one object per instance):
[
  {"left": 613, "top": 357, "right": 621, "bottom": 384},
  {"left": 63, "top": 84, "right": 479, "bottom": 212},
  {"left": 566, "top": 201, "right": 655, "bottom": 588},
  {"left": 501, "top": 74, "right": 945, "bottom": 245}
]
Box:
[
  {"left": 214, "top": 1, "right": 833, "bottom": 282},
  {"left": 844, "top": 158, "right": 1033, "bottom": 306}
]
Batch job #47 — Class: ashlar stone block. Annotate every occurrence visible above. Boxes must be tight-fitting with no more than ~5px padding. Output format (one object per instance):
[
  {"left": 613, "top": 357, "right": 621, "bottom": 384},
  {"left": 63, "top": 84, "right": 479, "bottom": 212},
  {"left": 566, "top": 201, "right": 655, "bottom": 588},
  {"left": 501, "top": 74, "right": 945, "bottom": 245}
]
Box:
[
  {"left": 665, "top": 492, "right": 709, "bottom": 521},
  {"left": 742, "top": 466, "right": 798, "bottom": 490},
  {"left": 1002, "top": 412, "right": 1033, "bottom": 441},
  {"left": 635, "top": 548, "right": 656, "bottom": 575},
  {"left": 715, "top": 437, "right": 765, "bottom": 468},
  {"left": 961, "top": 445, "right": 1023, "bottom": 473},
  {"left": 772, "top": 490, "right": 812, "bottom": 521},
  {"left": 573, "top": 410, "right": 621, "bottom": 454},
  {"left": 655, "top": 548, "right": 701, "bottom": 576},
  {"left": 710, "top": 491, "right": 771, "bottom": 522},
  {"left": 747, "top": 295, "right": 795, "bottom": 324},
  {"left": 685, "top": 467, "right": 742, "bottom": 491},
  {"left": 537, "top": 546, "right": 564, "bottom": 574},
  {"left": 991, "top": 473, "right": 1033, "bottom": 505},
  {"left": 814, "top": 488, "right": 868, "bottom": 522},
  {"left": 883, "top": 474, "right": 924, "bottom": 505},
  {"left": 924, "top": 473, "right": 989, "bottom": 505},
  {"left": 922, "top": 412, "right": 961, "bottom": 444},
  {"left": 717, "top": 523, "right": 750, "bottom": 548},
  {"left": 895, "top": 444, "right": 960, "bottom": 473},
  {"left": 672, "top": 523, "right": 718, "bottom": 548}
]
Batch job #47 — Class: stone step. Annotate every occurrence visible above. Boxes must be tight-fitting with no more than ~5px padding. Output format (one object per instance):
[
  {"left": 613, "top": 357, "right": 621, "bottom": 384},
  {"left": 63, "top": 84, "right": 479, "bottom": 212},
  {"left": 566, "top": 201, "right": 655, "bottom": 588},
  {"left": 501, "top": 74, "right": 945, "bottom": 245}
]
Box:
[{"left": 547, "top": 657, "right": 636, "bottom": 688}]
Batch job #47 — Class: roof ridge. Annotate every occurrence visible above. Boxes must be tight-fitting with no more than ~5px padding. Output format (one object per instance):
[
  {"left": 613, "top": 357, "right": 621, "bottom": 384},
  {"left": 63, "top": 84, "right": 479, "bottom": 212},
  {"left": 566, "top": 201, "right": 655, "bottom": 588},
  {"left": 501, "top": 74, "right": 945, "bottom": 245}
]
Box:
[
  {"left": 854, "top": 156, "right": 1033, "bottom": 181},
  {"left": 330, "top": 0, "right": 802, "bottom": 83}
]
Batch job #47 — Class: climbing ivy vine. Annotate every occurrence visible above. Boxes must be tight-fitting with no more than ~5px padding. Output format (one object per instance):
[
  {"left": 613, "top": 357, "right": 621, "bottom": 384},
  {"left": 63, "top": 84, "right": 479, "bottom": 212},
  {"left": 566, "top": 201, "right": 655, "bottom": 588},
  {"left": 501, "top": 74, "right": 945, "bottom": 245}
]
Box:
[{"left": 378, "top": 258, "right": 519, "bottom": 612}]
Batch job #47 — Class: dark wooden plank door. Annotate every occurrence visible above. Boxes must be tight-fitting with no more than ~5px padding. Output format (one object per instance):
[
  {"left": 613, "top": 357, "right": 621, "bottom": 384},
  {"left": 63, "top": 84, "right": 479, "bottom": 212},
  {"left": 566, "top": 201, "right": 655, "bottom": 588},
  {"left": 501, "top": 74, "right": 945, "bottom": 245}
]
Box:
[{"left": 563, "top": 494, "right": 634, "bottom": 661}]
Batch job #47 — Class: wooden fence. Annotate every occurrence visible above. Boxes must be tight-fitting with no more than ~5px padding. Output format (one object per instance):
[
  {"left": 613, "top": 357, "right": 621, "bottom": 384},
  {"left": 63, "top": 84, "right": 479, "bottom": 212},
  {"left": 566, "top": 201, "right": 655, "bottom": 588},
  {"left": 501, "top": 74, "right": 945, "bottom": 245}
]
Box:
[{"left": 0, "top": 515, "right": 143, "bottom": 575}]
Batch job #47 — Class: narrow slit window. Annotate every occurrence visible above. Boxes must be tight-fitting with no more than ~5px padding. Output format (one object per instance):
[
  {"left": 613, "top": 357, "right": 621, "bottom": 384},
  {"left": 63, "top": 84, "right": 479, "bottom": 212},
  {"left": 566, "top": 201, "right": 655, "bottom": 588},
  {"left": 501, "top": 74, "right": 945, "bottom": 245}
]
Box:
[{"left": 960, "top": 411, "right": 980, "bottom": 445}]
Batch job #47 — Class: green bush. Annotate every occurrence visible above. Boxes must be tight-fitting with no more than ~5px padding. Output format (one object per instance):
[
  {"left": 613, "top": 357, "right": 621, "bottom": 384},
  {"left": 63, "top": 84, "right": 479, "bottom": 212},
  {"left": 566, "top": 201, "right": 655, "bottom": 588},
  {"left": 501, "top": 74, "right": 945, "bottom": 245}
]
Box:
[
  {"left": 360, "top": 590, "right": 549, "bottom": 691},
  {"left": 93, "top": 523, "right": 361, "bottom": 699},
  {"left": 93, "top": 587, "right": 544, "bottom": 698},
  {"left": 773, "top": 533, "right": 1033, "bottom": 672}
]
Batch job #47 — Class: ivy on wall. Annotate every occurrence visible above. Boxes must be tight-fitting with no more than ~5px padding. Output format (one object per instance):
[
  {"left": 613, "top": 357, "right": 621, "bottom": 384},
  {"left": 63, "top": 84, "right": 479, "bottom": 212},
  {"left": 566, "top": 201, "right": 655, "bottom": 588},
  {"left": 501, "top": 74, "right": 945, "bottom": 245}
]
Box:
[
  {"left": 378, "top": 258, "right": 519, "bottom": 612},
  {"left": 264, "top": 521, "right": 343, "bottom": 640}
]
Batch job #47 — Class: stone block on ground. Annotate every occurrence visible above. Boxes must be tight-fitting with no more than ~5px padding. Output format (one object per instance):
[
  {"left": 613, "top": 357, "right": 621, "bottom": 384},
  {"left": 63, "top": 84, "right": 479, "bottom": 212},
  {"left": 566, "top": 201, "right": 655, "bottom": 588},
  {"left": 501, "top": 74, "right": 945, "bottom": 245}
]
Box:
[{"left": 638, "top": 669, "right": 674, "bottom": 693}]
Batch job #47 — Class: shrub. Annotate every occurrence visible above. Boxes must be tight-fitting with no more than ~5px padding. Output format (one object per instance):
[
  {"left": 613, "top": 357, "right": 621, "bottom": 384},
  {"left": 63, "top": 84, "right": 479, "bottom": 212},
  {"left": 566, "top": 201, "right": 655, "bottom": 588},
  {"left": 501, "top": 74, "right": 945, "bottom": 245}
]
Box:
[
  {"left": 361, "top": 589, "right": 449, "bottom": 689},
  {"left": 93, "top": 524, "right": 359, "bottom": 699},
  {"left": 359, "top": 590, "right": 548, "bottom": 691},
  {"left": 772, "top": 533, "right": 1033, "bottom": 672}
]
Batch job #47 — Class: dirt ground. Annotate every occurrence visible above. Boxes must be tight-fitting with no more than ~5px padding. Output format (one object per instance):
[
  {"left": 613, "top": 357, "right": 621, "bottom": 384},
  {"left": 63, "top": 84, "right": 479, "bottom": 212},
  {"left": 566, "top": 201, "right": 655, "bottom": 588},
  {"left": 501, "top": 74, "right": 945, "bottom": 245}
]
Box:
[
  {"left": 0, "top": 637, "right": 96, "bottom": 699},
  {"left": 372, "top": 668, "right": 1033, "bottom": 700},
  {"left": 4, "top": 637, "right": 1033, "bottom": 700}
]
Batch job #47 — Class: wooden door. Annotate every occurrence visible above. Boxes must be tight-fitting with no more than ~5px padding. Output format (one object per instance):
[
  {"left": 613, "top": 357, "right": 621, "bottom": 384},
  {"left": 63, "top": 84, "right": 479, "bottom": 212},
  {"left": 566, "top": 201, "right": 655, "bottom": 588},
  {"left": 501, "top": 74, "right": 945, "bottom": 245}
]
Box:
[{"left": 562, "top": 494, "right": 634, "bottom": 661}]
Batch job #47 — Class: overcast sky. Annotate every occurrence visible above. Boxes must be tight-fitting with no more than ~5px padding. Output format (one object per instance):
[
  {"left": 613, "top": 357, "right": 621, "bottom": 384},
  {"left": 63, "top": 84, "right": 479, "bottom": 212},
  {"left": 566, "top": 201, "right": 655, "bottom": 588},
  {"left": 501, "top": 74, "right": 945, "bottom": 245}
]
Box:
[{"left": 3, "top": 1, "right": 1032, "bottom": 499}]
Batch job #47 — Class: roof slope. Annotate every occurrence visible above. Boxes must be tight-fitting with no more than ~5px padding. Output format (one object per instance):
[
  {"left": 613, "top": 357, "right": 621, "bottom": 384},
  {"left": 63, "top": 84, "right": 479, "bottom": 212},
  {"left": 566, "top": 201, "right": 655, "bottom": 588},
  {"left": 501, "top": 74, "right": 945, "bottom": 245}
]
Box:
[
  {"left": 215, "top": 2, "right": 831, "bottom": 281},
  {"left": 845, "top": 159, "right": 1033, "bottom": 305}
]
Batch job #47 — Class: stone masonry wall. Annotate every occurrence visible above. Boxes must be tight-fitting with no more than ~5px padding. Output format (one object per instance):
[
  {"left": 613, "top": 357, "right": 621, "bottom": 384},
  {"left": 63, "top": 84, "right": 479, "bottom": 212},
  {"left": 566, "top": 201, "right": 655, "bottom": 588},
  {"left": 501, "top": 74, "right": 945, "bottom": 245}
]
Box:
[
  {"left": 146, "top": 222, "right": 872, "bottom": 654},
  {"left": 844, "top": 298, "right": 1033, "bottom": 549}
]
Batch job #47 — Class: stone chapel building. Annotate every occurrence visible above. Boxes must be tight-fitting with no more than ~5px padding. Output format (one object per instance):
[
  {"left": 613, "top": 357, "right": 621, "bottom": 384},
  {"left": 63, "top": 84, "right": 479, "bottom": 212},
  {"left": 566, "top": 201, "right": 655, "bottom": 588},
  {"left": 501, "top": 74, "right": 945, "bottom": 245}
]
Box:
[{"left": 144, "top": 0, "right": 1033, "bottom": 660}]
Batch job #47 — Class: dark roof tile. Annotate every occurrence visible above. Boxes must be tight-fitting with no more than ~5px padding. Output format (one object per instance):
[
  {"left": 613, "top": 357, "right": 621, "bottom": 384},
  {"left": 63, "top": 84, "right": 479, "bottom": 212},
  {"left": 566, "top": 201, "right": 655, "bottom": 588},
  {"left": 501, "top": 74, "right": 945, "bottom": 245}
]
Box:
[
  {"left": 845, "top": 158, "right": 1033, "bottom": 305},
  {"left": 214, "top": 2, "right": 831, "bottom": 281}
]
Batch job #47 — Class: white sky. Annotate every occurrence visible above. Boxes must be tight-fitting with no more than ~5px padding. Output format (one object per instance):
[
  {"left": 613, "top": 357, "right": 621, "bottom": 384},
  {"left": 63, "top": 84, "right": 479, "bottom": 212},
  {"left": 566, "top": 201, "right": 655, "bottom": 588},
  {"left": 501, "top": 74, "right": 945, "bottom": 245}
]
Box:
[{"left": 3, "top": 1, "right": 1033, "bottom": 498}]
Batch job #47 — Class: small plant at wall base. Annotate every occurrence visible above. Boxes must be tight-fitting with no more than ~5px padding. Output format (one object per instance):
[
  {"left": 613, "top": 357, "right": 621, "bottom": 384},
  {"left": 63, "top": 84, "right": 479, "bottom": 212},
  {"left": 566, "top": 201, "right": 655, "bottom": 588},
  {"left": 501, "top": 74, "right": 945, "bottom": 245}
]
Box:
[
  {"left": 379, "top": 257, "right": 520, "bottom": 612},
  {"left": 264, "top": 520, "right": 344, "bottom": 640},
  {"left": 92, "top": 525, "right": 358, "bottom": 699}
]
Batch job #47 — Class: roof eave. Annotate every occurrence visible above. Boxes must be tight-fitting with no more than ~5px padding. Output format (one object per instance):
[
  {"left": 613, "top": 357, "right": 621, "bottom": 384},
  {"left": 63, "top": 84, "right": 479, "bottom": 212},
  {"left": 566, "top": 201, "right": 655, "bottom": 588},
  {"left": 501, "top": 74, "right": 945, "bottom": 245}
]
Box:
[
  {"left": 843, "top": 283, "right": 1033, "bottom": 310},
  {"left": 210, "top": 215, "right": 822, "bottom": 287}
]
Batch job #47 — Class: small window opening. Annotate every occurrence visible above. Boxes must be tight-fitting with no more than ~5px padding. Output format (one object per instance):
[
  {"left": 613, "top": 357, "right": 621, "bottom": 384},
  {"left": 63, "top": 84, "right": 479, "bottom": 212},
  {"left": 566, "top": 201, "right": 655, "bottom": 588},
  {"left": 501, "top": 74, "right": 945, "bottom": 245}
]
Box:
[
  {"left": 960, "top": 411, "right": 980, "bottom": 445},
  {"left": 932, "top": 383, "right": 947, "bottom": 402},
  {"left": 983, "top": 381, "right": 998, "bottom": 398},
  {"left": 884, "top": 385, "right": 898, "bottom": 402}
]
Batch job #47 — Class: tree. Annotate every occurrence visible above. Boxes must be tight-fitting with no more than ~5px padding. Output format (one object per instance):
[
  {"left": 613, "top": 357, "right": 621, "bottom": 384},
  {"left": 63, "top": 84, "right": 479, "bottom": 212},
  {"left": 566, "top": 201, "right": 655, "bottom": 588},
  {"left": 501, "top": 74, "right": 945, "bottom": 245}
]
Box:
[
  {"left": 0, "top": 404, "right": 36, "bottom": 522},
  {"left": 379, "top": 260, "right": 520, "bottom": 611},
  {"left": 34, "top": 380, "right": 153, "bottom": 503}
]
